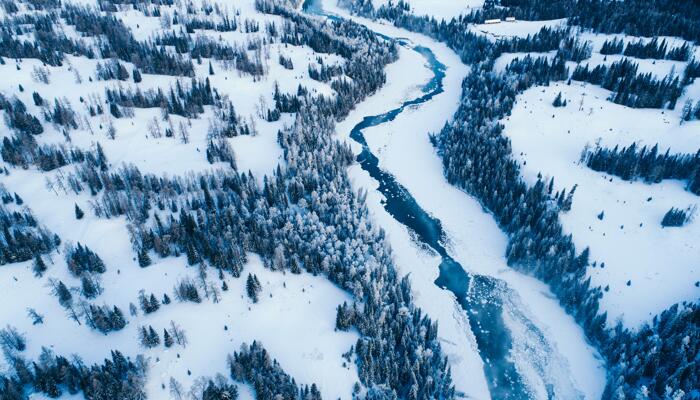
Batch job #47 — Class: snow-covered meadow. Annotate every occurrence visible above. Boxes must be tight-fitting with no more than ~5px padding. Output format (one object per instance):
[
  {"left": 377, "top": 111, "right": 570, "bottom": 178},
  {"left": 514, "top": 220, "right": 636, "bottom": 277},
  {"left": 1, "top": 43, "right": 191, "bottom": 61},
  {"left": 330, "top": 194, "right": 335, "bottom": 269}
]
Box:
[
  {"left": 502, "top": 79, "right": 700, "bottom": 328},
  {"left": 487, "top": 28, "right": 700, "bottom": 328},
  {"left": 471, "top": 18, "right": 567, "bottom": 40},
  {"left": 0, "top": 0, "right": 366, "bottom": 396}
]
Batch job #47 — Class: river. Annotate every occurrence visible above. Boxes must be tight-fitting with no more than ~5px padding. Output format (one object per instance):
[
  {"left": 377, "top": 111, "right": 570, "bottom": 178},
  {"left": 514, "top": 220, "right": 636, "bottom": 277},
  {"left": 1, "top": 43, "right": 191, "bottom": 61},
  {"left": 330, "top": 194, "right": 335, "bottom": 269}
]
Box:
[{"left": 302, "top": 1, "right": 604, "bottom": 398}]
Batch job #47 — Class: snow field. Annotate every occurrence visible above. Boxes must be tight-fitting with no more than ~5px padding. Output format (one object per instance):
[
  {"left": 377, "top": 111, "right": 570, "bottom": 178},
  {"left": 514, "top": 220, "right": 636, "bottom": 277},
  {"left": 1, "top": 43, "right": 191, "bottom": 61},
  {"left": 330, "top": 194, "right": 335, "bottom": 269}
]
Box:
[
  {"left": 488, "top": 27, "right": 700, "bottom": 328},
  {"left": 502, "top": 80, "right": 700, "bottom": 328},
  {"left": 1, "top": 0, "right": 343, "bottom": 180},
  {"left": 470, "top": 18, "right": 567, "bottom": 40},
  {"left": 0, "top": 0, "right": 368, "bottom": 396},
  {"left": 1, "top": 163, "right": 360, "bottom": 399}
]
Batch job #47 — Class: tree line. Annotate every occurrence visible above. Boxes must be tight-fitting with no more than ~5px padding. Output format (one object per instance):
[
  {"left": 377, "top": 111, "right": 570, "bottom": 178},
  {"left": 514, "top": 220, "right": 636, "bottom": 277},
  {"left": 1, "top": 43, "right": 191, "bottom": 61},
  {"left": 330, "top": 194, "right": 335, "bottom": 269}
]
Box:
[{"left": 583, "top": 142, "right": 700, "bottom": 195}]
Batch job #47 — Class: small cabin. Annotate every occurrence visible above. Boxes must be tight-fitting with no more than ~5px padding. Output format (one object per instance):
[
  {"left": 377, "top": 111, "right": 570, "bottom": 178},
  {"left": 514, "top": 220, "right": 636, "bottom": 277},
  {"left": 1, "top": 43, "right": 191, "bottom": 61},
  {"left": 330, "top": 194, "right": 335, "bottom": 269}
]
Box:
[
  {"left": 484, "top": 18, "right": 501, "bottom": 24},
  {"left": 505, "top": 16, "right": 516, "bottom": 22}
]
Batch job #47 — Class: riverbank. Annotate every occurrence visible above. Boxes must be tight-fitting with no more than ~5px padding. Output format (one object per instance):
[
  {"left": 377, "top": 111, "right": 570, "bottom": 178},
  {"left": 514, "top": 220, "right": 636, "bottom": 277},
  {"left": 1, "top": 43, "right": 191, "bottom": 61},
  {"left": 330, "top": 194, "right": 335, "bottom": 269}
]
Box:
[
  {"left": 318, "top": 6, "right": 493, "bottom": 400},
  {"left": 321, "top": 2, "right": 607, "bottom": 399}
]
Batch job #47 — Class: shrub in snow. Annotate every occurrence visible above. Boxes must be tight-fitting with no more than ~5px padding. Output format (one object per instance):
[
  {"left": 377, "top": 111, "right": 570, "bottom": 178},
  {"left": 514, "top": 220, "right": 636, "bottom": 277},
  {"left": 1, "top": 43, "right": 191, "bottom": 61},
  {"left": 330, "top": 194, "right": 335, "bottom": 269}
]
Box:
[{"left": 661, "top": 207, "right": 688, "bottom": 227}]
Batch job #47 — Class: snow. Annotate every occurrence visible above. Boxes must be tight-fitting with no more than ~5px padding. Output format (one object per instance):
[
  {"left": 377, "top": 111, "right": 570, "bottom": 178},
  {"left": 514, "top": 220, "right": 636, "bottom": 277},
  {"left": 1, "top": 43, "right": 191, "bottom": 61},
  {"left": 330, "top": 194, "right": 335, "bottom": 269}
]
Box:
[
  {"left": 1, "top": 159, "right": 359, "bottom": 398},
  {"left": 327, "top": 1, "right": 606, "bottom": 398},
  {"left": 501, "top": 80, "right": 700, "bottom": 328},
  {"left": 471, "top": 18, "right": 567, "bottom": 40},
  {"left": 0, "top": 0, "right": 366, "bottom": 396},
  {"left": 371, "top": 0, "right": 484, "bottom": 21},
  {"left": 8, "top": 0, "right": 694, "bottom": 396}
]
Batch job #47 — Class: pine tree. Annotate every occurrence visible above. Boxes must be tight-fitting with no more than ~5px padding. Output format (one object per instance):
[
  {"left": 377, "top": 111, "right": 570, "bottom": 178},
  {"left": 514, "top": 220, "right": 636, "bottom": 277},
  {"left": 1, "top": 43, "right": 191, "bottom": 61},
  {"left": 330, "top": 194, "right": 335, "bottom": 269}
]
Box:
[
  {"left": 553, "top": 91, "right": 565, "bottom": 107},
  {"left": 138, "top": 248, "right": 152, "bottom": 267},
  {"left": 32, "top": 92, "right": 43, "bottom": 106},
  {"left": 109, "top": 103, "right": 121, "bottom": 118},
  {"left": 74, "top": 204, "right": 84, "bottom": 220},
  {"left": 55, "top": 281, "right": 72, "bottom": 308},
  {"left": 335, "top": 302, "right": 354, "bottom": 331},
  {"left": 208, "top": 61, "right": 215, "bottom": 76},
  {"left": 81, "top": 275, "right": 101, "bottom": 298},
  {"left": 33, "top": 255, "right": 47, "bottom": 277},
  {"left": 133, "top": 69, "right": 142, "bottom": 83},
  {"left": 149, "top": 294, "right": 160, "bottom": 312},
  {"left": 246, "top": 273, "right": 261, "bottom": 303},
  {"left": 148, "top": 326, "right": 160, "bottom": 346},
  {"left": 290, "top": 257, "right": 301, "bottom": 274},
  {"left": 111, "top": 306, "right": 126, "bottom": 330},
  {"left": 140, "top": 325, "right": 160, "bottom": 348},
  {"left": 163, "top": 329, "right": 174, "bottom": 348}
]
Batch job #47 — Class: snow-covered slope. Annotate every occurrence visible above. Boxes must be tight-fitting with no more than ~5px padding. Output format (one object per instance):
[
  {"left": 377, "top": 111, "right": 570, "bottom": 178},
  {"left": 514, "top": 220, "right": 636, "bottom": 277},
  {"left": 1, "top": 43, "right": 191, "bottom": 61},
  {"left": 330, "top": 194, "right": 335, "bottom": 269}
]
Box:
[
  {"left": 503, "top": 80, "right": 700, "bottom": 328},
  {"left": 497, "top": 33, "right": 700, "bottom": 328},
  {"left": 0, "top": 0, "right": 377, "bottom": 396}
]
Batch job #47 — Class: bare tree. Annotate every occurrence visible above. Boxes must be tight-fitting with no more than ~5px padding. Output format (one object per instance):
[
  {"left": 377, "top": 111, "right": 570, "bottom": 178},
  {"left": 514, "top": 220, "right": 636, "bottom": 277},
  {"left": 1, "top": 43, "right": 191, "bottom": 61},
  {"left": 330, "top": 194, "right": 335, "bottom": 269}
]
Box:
[
  {"left": 148, "top": 117, "right": 162, "bottom": 138},
  {"left": 169, "top": 320, "right": 188, "bottom": 347},
  {"left": 178, "top": 120, "right": 190, "bottom": 144},
  {"left": 169, "top": 377, "right": 185, "bottom": 400}
]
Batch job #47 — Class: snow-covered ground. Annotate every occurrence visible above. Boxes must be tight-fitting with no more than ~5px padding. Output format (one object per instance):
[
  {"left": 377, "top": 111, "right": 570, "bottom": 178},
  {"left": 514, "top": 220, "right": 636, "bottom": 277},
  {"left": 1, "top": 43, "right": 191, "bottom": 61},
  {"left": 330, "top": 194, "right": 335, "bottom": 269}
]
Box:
[
  {"left": 502, "top": 80, "right": 700, "bottom": 328},
  {"left": 0, "top": 0, "right": 365, "bottom": 396},
  {"left": 471, "top": 18, "right": 567, "bottom": 40},
  {"left": 326, "top": 1, "right": 606, "bottom": 398},
  {"left": 0, "top": 245, "right": 356, "bottom": 399},
  {"left": 0, "top": 0, "right": 342, "bottom": 181},
  {"left": 484, "top": 27, "right": 700, "bottom": 328},
  {"left": 370, "top": 0, "right": 483, "bottom": 20}
]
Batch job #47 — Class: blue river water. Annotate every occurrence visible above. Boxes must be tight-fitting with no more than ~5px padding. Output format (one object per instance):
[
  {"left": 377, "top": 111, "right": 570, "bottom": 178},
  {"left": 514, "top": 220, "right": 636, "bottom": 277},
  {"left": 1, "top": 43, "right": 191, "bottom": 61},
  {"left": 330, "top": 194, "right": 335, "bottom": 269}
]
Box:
[{"left": 302, "top": 1, "right": 537, "bottom": 398}]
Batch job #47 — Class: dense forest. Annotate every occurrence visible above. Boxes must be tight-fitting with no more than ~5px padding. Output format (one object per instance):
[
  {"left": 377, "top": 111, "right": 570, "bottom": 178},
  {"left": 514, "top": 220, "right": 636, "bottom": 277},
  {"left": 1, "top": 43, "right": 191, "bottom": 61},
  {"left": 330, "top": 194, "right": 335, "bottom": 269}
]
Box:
[{"left": 571, "top": 59, "right": 683, "bottom": 109}]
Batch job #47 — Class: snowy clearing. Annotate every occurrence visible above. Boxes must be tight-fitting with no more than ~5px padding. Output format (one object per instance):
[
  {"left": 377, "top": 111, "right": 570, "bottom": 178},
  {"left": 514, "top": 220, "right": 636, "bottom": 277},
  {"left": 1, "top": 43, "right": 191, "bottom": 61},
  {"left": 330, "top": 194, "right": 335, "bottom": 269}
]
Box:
[
  {"left": 370, "top": 0, "right": 483, "bottom": 20},
  {"left": 471, "top": 18, "right": 567, "bottom": 40},
  {"left": 501, "top": 80, "right": 700, "bottom": 328}
]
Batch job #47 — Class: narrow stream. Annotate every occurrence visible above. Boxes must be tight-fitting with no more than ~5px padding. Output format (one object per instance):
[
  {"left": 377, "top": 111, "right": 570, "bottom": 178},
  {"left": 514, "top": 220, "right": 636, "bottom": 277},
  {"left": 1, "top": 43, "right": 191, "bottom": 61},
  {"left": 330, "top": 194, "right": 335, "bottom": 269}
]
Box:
[{"left": 302, "top": 1, "right": 586, "bottom": 399}]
